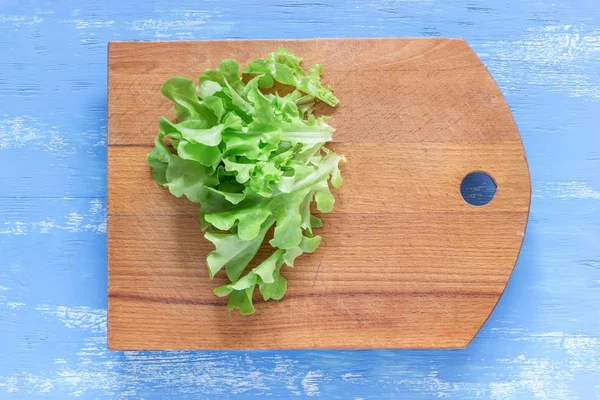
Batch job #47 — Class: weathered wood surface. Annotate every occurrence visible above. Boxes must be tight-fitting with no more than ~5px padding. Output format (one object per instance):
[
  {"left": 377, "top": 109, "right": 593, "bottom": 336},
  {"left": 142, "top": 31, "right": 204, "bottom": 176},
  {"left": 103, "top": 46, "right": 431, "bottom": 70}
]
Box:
[{"left": 1, "top": 0, "right": 599, "bottom": 398}]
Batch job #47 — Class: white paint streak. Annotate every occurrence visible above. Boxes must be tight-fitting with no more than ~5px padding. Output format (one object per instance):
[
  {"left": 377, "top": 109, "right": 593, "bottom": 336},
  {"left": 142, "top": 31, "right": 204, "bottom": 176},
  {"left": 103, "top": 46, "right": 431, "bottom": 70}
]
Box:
[
  {"left": 1, "top": 218, "right": 105, "bottom": 235},
  {"left": 0, "top": 374, "right": 54, "bottom": 394},
  {"left": 0, "top": 117, "right": 72, "bottom": 153},
  {"left": 0, "top": 296, "right": 24, "bottom": 309},
  {"left": 499, "top": 332, "right": 600, "bottom": 399},
  {"left": 5, "top": 302, "right": 26, "bottom": 309},
  {"left": 126, "top": 10, "right": 229, "bottom": 39},
  {"left": 35, "top": 305, "right": 106, "bottom": 334},
  {"left": 59, "top": 19, "right": 115, "bottom": 29},
  {"left": 0, "top": 200, "right": 106, "bottom": 235},
  {"left": 128, "top": 18, "right": 209, "bottom": 38},
  {"left": 65, "top": 212, "right": 83, "bottom": 232},
  {"left": 489, "top": 382, "right": 516, "bottom": 399},
  {"left": 490, "top": 327, "right": 526, "bottom": 335},
  {"left": 0, "top": 15, "right": 43, "bottom": 27},
  {"left": 342, "top": 373, "right": 364, "bottom": 383},
  {"left": 273, "top": 357, "right": 302, "bottom": 395},
  {"left": 355, "top": 331, "right": 600, "bottom": 399},
  {"left": 46, "top": 129, "right": 71, "bottom": 153},
  {"left": 301, "top": 370, "right": 323, "bottom": 397},
  {"left": 97, "top": 221, "right": 107, "bottom": 234},
  {"left": 0, "top": 117, "right": 42, "bottom": 149},
  {"left": 89, "top": 199, "right": 103, "bottom": 215},
  {"left": 0, "top": 222, "right": 26, "bottom": 235},
  {"left": 483, "top": 23, "right": 600, "bottom": 98},
  {"left": 534, "top": 181, "right": 600, "bottom": 200},
  {"left": 563, "top": 336, "right": 599, "bottom": 356},
  {"left": 88, "top": 138, "right": 106, "bottom": 156}
]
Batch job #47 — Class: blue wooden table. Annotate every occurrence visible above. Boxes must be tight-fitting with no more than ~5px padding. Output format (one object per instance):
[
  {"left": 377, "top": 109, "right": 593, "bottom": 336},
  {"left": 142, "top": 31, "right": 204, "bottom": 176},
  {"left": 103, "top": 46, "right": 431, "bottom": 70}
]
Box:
[{"left": 1, "top": 1, "right": 599, "bottom": 398}]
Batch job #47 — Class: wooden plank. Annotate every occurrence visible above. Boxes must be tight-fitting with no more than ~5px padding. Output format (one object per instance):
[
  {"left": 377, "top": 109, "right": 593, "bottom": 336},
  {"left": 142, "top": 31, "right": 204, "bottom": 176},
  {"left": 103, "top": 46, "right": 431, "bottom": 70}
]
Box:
[
  {"left": 108, "top": 212, "right": 522, "bottom": 289},
  {"left": 108, "top": 286, "right": 498, "bottom": 350},
  {"left": 108, "top": 143, "right": 530, "bottom": 216},
  {"left": 107, "top": 39, "right": 517, "bottom": 145},
  {"left": 107, "top": 38, "right": 530, "bottom": 350}
]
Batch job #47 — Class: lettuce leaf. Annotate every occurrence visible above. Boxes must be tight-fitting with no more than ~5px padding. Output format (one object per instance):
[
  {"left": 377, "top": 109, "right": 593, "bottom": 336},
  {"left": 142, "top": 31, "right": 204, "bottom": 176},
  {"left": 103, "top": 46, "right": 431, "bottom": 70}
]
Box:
[{"left": 148, "top": 47, "right": 344, "bottom": 314}]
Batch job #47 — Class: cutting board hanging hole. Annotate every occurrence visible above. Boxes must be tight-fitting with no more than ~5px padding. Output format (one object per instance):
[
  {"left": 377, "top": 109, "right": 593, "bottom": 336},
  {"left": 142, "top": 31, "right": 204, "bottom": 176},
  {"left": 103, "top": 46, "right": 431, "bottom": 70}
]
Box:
[{"left": 460, "top": 171, "right": 497, "bottom": 206}]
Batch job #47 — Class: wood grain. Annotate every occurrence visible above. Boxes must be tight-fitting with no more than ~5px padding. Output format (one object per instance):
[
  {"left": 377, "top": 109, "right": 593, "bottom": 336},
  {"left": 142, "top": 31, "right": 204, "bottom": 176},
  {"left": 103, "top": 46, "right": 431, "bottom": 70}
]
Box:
[{"left": 107, "top": 38, "right": 531, "bottom": 350}]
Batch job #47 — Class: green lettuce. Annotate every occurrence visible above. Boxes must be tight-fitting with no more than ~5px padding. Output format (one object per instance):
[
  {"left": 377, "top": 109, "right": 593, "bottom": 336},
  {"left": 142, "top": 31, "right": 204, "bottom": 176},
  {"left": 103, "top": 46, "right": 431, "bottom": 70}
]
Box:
[{"left": 148, "top": 47, "right": 344, "bottom": 314}]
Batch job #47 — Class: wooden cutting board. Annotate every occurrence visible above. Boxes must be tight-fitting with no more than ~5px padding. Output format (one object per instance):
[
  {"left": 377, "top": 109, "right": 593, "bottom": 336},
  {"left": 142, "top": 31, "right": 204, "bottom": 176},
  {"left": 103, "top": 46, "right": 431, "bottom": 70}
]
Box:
[{"left": 107, "top": 38, "right": 531, "bottom": 350}]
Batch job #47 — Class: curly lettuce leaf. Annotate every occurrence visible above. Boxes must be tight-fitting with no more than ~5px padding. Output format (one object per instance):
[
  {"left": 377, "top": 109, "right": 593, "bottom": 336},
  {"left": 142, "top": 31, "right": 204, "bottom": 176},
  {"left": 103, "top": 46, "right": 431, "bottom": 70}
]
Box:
[
  {"left": 245, "top": 47, "right": 339, "bottom": 106},
  {"left": 148, "top": 47, "right": 343, "bottom": 314}
]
